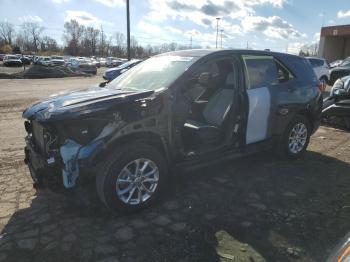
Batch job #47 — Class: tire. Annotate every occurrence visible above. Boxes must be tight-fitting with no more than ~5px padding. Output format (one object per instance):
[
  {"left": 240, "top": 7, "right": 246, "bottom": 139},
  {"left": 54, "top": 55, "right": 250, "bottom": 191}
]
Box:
[
  {"left": 96, "top": 143, "right": 168, "bottom": 213},
  {"left": 278, "top": 115, "right": 311, "bottom": 159}
]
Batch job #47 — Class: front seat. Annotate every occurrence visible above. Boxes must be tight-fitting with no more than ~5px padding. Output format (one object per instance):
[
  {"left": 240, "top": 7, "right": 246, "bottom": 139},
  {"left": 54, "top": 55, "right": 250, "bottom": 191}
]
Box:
[{"left": 184, "top": 72, "right": 235, "bottom": 144}]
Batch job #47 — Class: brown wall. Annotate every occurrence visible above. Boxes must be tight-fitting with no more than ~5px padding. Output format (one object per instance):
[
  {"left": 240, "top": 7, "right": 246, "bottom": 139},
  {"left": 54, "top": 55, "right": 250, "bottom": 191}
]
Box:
[
  {"left": 319, "top": 36, "right": 350, "bottom": 62},
  {"left": 321, "top": 24, "right": 350, "bottom": 37}
]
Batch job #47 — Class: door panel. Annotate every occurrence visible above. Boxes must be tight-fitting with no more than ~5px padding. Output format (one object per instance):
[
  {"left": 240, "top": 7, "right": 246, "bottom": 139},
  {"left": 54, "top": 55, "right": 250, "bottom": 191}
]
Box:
[
  {"left": 242, "top": 55, "right": 278, "bottom": 145},
  {"left": 246, "top": 87, "right": 271, "bottom": 144}
]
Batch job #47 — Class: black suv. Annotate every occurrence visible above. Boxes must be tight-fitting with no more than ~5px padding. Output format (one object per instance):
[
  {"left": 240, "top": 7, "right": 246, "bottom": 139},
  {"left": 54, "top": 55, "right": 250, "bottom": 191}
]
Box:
[{"left": 23, "top": 50, "right": 322, "bottom": 212}]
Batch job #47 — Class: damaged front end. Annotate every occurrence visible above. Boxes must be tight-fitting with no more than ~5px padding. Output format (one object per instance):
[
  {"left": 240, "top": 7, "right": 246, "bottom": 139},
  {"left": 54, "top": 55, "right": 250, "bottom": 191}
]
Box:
[
  {"left": 22, "top": 86, "right": 159, "bottom": 191},
  {"left": 24, "top": 116, "right": 122, "bottom": 191}
]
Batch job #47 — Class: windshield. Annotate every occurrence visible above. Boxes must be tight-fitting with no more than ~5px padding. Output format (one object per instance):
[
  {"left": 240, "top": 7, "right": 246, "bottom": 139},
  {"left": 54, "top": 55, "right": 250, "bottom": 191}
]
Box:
[
  {"left": 108, "top": 55, "right": 195, "bottom": 91},
  {"left": 118, "top": 60, "right": 139, "bottom": 69},
  {"left": 340, "top": 59, "right": 350, "bottom": 67},
  {"left": 6, "top": 55, "right": 18, "bottom": 59}
]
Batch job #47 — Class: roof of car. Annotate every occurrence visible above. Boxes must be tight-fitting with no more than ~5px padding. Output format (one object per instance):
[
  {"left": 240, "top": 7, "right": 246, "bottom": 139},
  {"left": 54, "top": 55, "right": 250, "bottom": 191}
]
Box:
[
  {"left": 306, "top": 56, "right": 325, "bottom": 60},
  {"left": 157, "top": 49, "right": 301, "bottom": 60}
]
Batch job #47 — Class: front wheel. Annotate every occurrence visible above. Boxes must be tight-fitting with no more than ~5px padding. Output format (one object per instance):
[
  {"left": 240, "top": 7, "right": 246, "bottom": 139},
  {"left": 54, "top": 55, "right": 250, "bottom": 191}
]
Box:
[
  {"left": 96, "top": 143, "right": 168, "bottom": 213},
  {"left": 278, "top": 115, "right": 311, "bottom": 159}
]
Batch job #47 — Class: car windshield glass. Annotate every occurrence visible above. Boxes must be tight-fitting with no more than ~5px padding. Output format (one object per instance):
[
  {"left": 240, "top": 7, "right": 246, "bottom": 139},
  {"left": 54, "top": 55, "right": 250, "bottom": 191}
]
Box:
[
  {"left": 6, "top": 55, "right": 17, "bottom": 59},
  {"left": 118, "top": 60, "right": 139, "bottom": 69},
  {"left": 108, "top": 55, "right": 195, "bottom": 91},
  {"left": 340, "top": 59, "right": 350, "bottom": 67}
]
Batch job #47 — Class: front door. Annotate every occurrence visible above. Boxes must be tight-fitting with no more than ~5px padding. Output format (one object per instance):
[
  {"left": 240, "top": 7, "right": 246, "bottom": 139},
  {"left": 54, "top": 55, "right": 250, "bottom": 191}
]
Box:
[{"left": 177, "top": 55, "right": 240, "bottom": 154}]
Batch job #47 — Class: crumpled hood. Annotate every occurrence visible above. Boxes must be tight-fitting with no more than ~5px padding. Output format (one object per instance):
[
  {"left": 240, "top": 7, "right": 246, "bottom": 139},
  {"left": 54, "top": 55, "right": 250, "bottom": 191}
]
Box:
[
  {"left": 330, "top": 66, "right": 350, "bottom": 72},
  {"left": 23, "top": 86, "right": 154, "bottom": 122}
]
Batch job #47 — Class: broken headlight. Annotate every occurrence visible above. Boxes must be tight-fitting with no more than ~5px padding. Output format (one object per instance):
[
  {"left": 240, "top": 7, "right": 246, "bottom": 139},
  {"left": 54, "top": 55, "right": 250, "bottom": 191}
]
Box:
[{"left": 58, "top": 119, "right": 108, "bottom": 145}]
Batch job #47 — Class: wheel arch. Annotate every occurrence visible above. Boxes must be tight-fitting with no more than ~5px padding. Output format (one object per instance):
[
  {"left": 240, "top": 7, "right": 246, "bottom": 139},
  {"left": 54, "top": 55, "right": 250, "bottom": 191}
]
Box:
[
  {"left": 319, "top": 75, "right": 329, "bottom": 82},
  {"left": 91, "top": 131, "right": 171, "bottom": 167},
  {"left": 295, "top": 108, "right": 314, "bottom": 131}
]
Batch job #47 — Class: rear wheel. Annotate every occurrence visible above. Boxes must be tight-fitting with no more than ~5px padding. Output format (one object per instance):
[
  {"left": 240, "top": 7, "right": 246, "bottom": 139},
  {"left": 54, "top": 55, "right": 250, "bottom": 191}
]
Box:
[
  {"left": 278, "top": 115, "right": 311, "bottom": 159},
  {"left": 96, "top": 143, "right": 168, "bottom": 213}
]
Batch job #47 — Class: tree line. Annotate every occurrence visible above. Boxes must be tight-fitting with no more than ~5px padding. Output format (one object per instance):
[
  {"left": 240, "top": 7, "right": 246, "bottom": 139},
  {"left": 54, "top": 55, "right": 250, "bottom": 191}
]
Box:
[{"left": 0, "top": 20, "right": 194, "bottom": 58}]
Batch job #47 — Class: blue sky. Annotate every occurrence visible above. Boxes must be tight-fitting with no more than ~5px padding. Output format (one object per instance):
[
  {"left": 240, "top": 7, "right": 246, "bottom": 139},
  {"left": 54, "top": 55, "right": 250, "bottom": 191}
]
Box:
[{"left": 1, "top": 0, "right": 350, "bottom": 53}]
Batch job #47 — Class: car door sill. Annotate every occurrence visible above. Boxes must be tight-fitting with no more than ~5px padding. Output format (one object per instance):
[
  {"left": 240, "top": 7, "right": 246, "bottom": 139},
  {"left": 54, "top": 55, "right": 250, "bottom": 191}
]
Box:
[{"left": 173, "top": 138, "right": 274, "bottom": 173}]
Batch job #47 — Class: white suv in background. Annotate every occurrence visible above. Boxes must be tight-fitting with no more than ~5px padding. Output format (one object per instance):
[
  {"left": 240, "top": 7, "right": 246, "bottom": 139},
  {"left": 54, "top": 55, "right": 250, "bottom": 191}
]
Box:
[{"left": 306, "top": 57, "right": 330, "bottom": 85}]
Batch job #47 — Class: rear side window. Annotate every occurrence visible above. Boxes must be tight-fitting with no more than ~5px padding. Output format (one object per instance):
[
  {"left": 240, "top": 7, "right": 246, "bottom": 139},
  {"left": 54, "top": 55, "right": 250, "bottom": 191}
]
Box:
[
  {"left": 309, "top": 58, "right": 325, "bottom": 67},
  {"left": 242, "top": 55, "right": 278, "bottom": 89},
  {"left": 276, "top": 60, "right": 294, "bottom": 83}
]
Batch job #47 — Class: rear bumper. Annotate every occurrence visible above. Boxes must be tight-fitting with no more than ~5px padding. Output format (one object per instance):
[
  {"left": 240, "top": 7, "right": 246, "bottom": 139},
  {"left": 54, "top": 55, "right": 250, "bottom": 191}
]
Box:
[{"left": 312, "top": 119, "right": 321, "bottom": 134}]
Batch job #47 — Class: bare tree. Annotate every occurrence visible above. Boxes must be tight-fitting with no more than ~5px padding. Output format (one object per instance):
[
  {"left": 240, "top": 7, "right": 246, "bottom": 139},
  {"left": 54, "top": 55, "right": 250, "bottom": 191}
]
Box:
[
  {"left": 21, "top": 22, "right": 45, "bottom": 52},
  {"left": 40, "top": 36, "right": 59, "bottom": 52},
  {"left": 82, "top": 27, "right": 100, "bottom": 56},
  {"left": 63, "top": 19, "right": 85, "bottom": 56},
  {"left": 114, "top": 32, "right": 125, "bottom": 57},
  {"left": 0, "top": 21, "right": 14, "bottom": 45}
]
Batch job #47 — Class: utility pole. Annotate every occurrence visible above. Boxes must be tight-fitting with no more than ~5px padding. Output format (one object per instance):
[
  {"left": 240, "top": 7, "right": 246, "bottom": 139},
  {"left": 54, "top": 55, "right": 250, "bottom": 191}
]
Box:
[
  {"left": 126, "top": 0, "right": 131, "bottom": 60},
  {"left": 100, "top": 25, "right": 104, "bottom": 57},
  {"left": 215, "top": 17, "right": 220, "bottom": 49},
  {"left": 220, "top": 29, "right": 224, "bottom": 48},
  {"left": 246, "top": 41, "right": 249, "bottom": 49}
]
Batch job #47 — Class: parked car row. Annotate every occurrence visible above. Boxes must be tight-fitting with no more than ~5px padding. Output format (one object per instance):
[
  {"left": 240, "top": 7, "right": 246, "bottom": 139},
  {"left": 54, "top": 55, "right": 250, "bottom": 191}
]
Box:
[
  {"left": 66, "top": 57, "right": 97, "bottom": 75},
  {"left": 2, "top": 54, "right": 33, "bottom": 67},
  {"left": 102, "top": 59, "right": 142, "bottom": 81},
  {"left": 306, "top": 56, "right": 350, "bottom": 86}
]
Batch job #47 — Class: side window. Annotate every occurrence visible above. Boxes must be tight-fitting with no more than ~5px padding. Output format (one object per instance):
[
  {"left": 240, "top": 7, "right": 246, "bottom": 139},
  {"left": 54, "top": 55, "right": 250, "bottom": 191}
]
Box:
[
  {"left": 275, "top": 60, "right": 294, "bottom": 83},
  {"left": 308, "top": 59, "right": 316, "bottom": 67},
  {"left": 318, "top": 59, "right": 325, "bottom": 67},
  {"left": 242, "top": 55, "right": 278, "bottom": 89},
  {"left": 186, "top": 59, "right": 232, "bottom": 101}
]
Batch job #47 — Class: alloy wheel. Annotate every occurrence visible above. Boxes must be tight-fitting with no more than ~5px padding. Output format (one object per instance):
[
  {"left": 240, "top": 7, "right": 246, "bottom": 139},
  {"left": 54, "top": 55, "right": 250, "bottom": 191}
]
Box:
[
  {"left": 116, "top": 158, "right": 159, "bottom": 205},
  {"left": 288, "top": 122, "right": 308, "bottom": 154}
]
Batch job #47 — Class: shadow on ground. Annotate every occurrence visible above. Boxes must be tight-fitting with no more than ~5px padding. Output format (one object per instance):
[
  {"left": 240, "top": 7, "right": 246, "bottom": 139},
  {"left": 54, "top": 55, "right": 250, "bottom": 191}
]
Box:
[{"left": 1, "top": 151, "right": 350, "bottom": 262}]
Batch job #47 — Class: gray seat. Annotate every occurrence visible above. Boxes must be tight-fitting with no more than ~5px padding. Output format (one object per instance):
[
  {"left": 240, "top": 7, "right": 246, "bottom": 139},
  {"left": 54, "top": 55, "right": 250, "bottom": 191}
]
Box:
[{"left": 184, "top": 73, "right": 235, "bottom": 142}]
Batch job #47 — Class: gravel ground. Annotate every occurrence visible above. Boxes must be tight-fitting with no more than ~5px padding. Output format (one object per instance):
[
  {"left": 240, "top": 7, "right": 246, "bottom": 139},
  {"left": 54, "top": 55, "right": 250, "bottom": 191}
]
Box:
[{"left": 0, "top": 76, "right": 350, "bottom": 262}]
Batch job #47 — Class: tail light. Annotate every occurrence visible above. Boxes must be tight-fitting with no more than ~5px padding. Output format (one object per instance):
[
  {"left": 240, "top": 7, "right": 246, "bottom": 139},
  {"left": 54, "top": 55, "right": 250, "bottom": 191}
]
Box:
[{"left": 318, "top": 81, "right": 326, "bottom": 92}]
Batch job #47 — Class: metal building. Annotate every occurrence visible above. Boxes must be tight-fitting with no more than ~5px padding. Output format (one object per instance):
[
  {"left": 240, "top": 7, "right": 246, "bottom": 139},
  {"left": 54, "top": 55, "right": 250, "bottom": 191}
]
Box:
[{"left": 318, "top": 24, "right": 350, "bottom": 62}]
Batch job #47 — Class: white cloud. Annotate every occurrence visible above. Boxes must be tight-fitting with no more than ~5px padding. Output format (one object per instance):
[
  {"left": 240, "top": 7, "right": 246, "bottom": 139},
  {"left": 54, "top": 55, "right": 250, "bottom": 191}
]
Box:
[
  {"left": 287, "top": 42, "right": 303, "bottom": 54},
  {"left": 137, "top": 21, "right": 162, "bottom": 34},
  {"left": 242, "top": 15, "right": 305, "bottom": 39},
  {"left": 19, "top": 15, "right": 43, "bottom": 23},
  {"left": 314, "top": 32, "right": 320, "bottom": 40},
  {"left": 337, "top": 10, "right": 350, "bottom": 18},
  {"left": 144, "top": 0, "right": 292, "bottom": 44},
  {"left": 64, "top": 10, "right": 112, "bottom": 26},
  {"left": 146, "top": 0, "right": 288, "bottom": 25},
  {"left": 52, "top": 0, "right": 69, "bottom": 4},
  {"left": 94, "top": 0, "right": 124, "bottom": 7}
]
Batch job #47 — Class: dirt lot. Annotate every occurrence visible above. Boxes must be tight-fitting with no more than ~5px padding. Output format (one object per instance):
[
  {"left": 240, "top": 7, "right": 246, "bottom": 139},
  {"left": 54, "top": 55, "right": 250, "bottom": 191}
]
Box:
[{"left": 0, "top": 75, "right": 350, "bottom": 262}]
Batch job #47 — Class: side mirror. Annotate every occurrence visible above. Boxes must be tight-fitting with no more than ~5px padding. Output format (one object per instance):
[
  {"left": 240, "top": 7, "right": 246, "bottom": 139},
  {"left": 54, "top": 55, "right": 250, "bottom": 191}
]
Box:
[{"left": 99, "top": 82, "right": 107, "bottom": 88}]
